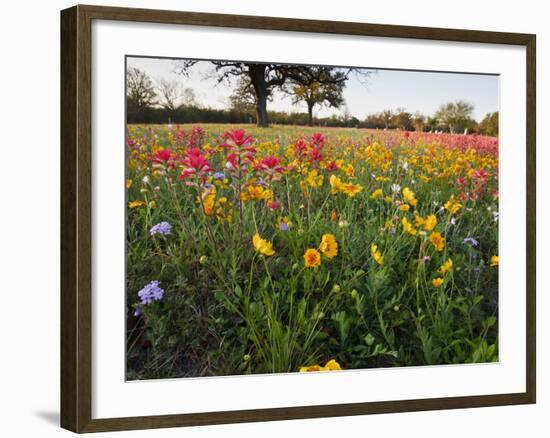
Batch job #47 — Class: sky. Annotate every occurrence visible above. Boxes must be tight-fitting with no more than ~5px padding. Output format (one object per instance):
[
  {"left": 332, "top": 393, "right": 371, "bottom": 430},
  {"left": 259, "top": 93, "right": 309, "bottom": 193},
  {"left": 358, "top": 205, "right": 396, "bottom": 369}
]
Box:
[{"left": 127, "top": 56, "right": 499, "bottom": 122}]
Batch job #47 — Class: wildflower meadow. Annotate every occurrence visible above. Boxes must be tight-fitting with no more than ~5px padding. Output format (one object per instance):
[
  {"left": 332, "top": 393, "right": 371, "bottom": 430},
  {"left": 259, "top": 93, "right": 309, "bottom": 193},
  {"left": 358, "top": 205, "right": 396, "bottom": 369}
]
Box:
[{"left": 126, "top": 124, "right": 499, "bottom": 379}]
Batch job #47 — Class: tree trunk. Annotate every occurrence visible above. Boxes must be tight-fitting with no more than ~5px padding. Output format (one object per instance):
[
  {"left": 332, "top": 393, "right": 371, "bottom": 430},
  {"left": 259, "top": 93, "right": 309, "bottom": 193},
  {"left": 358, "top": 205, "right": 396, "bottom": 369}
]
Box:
[
  {"left": 248, "top": 64, "right": 269, "bottom": 127},
  {"left": 307, "top": 102, "right": 314, "bottom": 126}
]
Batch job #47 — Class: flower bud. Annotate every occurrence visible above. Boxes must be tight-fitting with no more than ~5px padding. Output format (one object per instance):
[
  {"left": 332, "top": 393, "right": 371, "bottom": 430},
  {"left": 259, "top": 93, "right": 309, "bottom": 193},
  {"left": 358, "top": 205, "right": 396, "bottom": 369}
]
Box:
[
  {"left": 332, "top": 284, "right": 341, "bottom": 293},
  {"left": 199, "top": 255, "right": 208, "bottom": 265}
]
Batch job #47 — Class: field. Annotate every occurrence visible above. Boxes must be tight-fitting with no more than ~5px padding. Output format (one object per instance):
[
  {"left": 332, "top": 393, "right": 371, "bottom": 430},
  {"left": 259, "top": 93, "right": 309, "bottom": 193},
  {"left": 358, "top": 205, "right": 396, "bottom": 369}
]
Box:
[{"left": 126, "top": 123, "right": 499, "bottom": 380}]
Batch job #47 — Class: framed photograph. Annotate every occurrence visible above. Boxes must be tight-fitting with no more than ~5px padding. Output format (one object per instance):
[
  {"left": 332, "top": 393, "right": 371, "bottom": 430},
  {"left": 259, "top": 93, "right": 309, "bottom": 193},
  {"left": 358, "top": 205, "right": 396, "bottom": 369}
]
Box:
[{"left": 60, "top": 4, "right": 536, "bottom": 433}]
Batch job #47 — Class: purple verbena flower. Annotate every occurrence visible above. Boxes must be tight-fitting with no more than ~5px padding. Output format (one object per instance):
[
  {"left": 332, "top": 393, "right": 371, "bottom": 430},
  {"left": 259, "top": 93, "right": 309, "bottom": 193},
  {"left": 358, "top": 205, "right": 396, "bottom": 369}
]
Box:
[
  {"left": 149, "top": 221, "right": 172, "bottom": 236},
  {"left": 213, "top": 172, "right": 226, "bottom": 180},
  {"left": 137, "top": 280, "right": 165, "bottom": 305},
  {"left": 279, "top": 222, "right": 290, "bottom": 232},
  {"left": 462, "top": 237, "right": 479, "bottom": 246}
]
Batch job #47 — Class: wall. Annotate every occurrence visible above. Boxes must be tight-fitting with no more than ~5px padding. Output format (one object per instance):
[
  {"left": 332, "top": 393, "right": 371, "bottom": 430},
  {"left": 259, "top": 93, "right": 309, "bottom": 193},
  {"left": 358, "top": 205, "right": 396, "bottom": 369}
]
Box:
[{"left": 0, "top": 0, "right": 545, "bottom": 436}]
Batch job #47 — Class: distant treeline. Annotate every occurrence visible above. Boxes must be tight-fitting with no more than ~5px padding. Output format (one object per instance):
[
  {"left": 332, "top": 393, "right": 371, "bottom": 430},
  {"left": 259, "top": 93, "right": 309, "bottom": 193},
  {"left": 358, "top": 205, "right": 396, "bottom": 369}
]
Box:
[
  {"left": 127, "top": 104, "right": 499, "bottom": 136},
  {"left": 128, "top": 105, "right": 357, "bottom": 127}
]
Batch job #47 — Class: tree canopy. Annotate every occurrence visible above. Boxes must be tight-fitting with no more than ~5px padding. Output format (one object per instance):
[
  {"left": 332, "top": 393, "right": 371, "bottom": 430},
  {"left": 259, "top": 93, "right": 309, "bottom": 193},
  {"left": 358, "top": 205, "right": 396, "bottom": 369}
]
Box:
[{"left": 176, "top": 60, "right": 366, "bottom": 126}]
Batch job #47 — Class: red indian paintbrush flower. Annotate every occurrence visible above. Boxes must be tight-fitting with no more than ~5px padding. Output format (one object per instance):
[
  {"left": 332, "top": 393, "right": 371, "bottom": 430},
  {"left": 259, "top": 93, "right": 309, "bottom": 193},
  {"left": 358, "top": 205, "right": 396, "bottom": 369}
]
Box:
[
  {"left": 179, "top": 148, "right": 213, "bottom": 180},
  {"left": 152, "top": 149, "right": 172, "bottom": 163},
  {"left": 221, "top": 129, "right": 254, "bottom": 149},
  {"left": 311, "top": 133, "right": 326, "bottom": 147},
  {"left": 257, "top": 156, "right": 283, "bottom": 173}
]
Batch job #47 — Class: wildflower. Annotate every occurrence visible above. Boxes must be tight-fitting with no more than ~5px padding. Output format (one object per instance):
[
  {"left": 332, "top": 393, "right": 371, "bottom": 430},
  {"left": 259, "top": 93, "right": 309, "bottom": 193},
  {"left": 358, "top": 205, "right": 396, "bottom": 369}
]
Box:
[
  {"left": 338, "top": 220, "right": 349, "bottom": 228},
  {"left": 438, "top": 258, "right": 453, "bottom": 274},
  {"left": 402, "top": 217, "right": 417, "bottom": 236},
  {"left": 403, "top": 187, "right": 417, "bottom": 206},
  {"left": 180, "top": 148, "right": 213, "bottom": 179},
  {"left": 414, "top": 213, "right": 425, "bottom": 228},
  {"left": 137, "top": 280, "right": 164, "bottom": 305},
  {"left": 326, "top": 160, "right": 339, "bottom": 171},
  {"left": 341, "top": 182, "right": 363, "bottom": 197},
  {"left": 391, "top": 183, "right": 401, "bottom": 194},
  {"left": 267, "top": 200, "right": 280, "bottom": 210},
  {"left": 329, "top": 175, "right": 344, "bottom": 194},
  {"left": 423, "top": 214, "right": 437, "bottom": 231},
  {"left": 221, "top": 128, "right": 254, "bottom": 148},
  {"left": 306, "top": 169, "right": 324, "bottom": 188},
  {"left": 320, "top": 234, "right": 338, "bottom": 259},
  {"left": 432, "top": 277, "right": 444, "bottom": 287},
  {"left": 304, "top": 248, "right": 321, "bottom": 268},
  {"left": 199, "top": 186, "right": 216, "bottom": 215},
  {"left": 241, "top": 184, "right": 273, "bottom": 201},
  {"left": 444, "top": 196, "right": 462, "bottom": 214},
  {"left": 370, "top": 188, "right": 383, "bottom": 199},
  {"left": 299, "top": 359, "right": 341, "bottom": 372},
  {"left": 429, "top": 231, "right": 445, "bottom": 252},
  {"left": 343, "top": 163, "right": 355, "bottom": 176},
  {"left": 384, "top": 196, "right": 393, "bottom": 203},
  {"left": 330, "top": 211, "right": 337, "bottom": 221},
  {"left": 128, "top": 200, "right": 145, "bottom": 208},
  {"left": 213, "top": 172, "right": 226, "bottom": 180},
  {"left": 399, "top": 204, "right": 410, "bottom": 212},
  {"left": 278, "top": 216, "right": 291, "bottom": 232},
  {"left": 149, "top": 221, "right": 172, "bottom": 236},
  {"left": 199, "top": 255, "right": 208, "bottom": 265},
  {"left": 126, "top": 179, "right": 133, "bottom": 189},
  {"left": 371, "top": 243, "right": 384, "bottom": 265},
  {"left": 490, "top": 255, "right": 499, "bottom": 267},
  {"left": 462, "top": 237, "right": 479, "bottom": 246},
  {"left": 151, "top": 148, "right": 172, "bottom": 163},
  {"left": 332, "top": 284, "right": 341, "bottom": 293},
  {"left": 252, "top": 233, "right": 275, "bottom": 256},
  {"left": 258, "top": 155, "right": 283, "bottom": 172},
  {"left": 215, "top": 197, "right": 232, "bottom": 223}
]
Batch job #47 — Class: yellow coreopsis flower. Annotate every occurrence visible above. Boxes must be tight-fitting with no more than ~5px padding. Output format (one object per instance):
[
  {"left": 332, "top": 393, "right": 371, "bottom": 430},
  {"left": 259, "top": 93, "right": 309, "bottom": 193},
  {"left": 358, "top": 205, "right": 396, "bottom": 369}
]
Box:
[
  {"left": 128, "top": 200, "right": 145, "bottom": 208},
  {"left": 299, "top": 359, "right": 342, "bottom": 372},
  {"left": 370, "top": 188, "right": 383, "bottom": 199},
  {"left": 444, "top": 196, "right": 462, "bottom": 214},
  {"left": 438, "top": 258, "right": 453, "bottom": 274},
  {"left": 304, "top": 248, "right": 321, "bottom": 268},
  {"left": 432, "top": 277, "right": 444, "bottom": 287},
  {"left": 342, "top": 182, "right": 363, "bottom": 198},
  {"left": 429, "top": 231, "right": 445, "bottom": 252},
  {"left": 371, "top": 243, "right": 384, "bottom": 265},
  {"left": 402, "top": 217, "right": 417, "bottom": 236},
  {"left": 403, "top": 187, "right": 418, "bottom": 206},
  {"left": 423, "top": 214, "right": 437, "bottom": 231},
  {"left": 306, "top": 169, "right": 324, "bottom": 188},
  {"left": 490, "top": 255, "right": 499, "bottom": 267},
  {"left": 329, "top": 174, "right": 344, "bottom": 194},
  {"left": 399, "top": 204, "right": 410, "bottom": 212},
  {"left": 241, "top": 185, "right": 273, "bottom": 201},
  {"left": 320, "top": 234, "right": 338, "bottom": 259},
  {"left": 252, "top": 233, "right": 275, "bottom": 256},
  {"left": 343, "top": 163, "right": 355, "bottom": 176},
  {"left": 414, "top": 212, "right": 425, "bottom": 228}
]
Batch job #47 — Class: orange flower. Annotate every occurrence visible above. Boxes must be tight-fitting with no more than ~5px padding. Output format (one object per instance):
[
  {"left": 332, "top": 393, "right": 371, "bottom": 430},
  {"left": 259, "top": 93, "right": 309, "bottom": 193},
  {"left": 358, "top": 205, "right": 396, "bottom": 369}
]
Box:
[
  {"left": 300, "top": 359, "right": 342, "bottom": 372},
  {"left": 304, "top": 248, "right": 321, "bottom": 268},
  {"left": 429, "top": 231, "right": 445, "bottom": 252}
]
